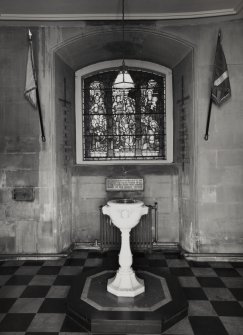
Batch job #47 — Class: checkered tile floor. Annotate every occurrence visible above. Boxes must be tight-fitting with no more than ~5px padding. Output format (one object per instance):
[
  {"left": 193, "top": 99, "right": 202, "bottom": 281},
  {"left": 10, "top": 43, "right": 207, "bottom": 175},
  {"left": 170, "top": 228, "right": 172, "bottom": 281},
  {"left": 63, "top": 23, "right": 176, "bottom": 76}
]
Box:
[{"left": 0, "top": 250, "right": 243, "bottom": 334}]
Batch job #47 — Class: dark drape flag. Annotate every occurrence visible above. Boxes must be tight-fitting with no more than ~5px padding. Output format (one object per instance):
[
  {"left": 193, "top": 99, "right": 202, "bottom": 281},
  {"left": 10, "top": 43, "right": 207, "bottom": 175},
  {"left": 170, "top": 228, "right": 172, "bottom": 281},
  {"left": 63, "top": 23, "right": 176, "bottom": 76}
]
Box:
[
  {"left": 211, "top": 32, "right": 231, "bottom": 105},
  {"left": 24, "top": 30, "right": 37, "bottom": 108},
  {"left": 204, "top": 31, "right": 231, "bottom": 140},
  {"left": 24, "top": 29, "right": 46, "bottom": 142}
]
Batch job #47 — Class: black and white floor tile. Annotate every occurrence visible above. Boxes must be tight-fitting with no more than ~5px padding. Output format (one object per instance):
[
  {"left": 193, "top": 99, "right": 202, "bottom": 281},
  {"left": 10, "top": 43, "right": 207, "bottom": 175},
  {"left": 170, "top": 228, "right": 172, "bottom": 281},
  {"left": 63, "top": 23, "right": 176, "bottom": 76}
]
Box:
[{"left": 0, "top": 250, "right": 242, "bottom": 334}]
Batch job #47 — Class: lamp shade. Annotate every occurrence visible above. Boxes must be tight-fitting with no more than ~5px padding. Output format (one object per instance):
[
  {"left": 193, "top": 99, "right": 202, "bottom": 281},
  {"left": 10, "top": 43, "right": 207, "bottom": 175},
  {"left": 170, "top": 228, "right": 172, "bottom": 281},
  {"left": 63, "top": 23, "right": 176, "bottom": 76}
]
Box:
[{"left": 113, "top": 70, "right": 135, "bottom": 89}]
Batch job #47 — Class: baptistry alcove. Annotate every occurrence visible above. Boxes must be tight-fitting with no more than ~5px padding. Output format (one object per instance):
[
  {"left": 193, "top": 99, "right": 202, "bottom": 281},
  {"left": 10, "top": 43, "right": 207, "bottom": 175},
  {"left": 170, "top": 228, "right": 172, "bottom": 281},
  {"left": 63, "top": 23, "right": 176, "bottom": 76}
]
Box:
[{"left": 53, "top": 25, "right": 195, "bottom": 253}]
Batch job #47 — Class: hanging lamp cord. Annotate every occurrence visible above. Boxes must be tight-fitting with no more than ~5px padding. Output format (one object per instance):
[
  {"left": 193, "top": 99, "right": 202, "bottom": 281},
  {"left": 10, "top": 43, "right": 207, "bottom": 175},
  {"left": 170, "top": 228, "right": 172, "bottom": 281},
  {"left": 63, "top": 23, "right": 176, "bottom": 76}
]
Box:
[
  {"left": 122, "top": 0, "right": 125, "bottom": 76},
  {"left": 122, "top": 0, "right": 124, "bottom": 45}
]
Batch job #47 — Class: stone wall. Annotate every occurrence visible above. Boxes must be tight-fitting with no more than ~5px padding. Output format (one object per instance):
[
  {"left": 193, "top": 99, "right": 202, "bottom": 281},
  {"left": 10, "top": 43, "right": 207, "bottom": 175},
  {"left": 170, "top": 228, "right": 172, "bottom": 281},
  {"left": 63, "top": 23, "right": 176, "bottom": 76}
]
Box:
[
  {"left": 173, "top": 51, "right": 196, "bottom": 252},
  {"left": 196, "top": 22, "right": 243, "bottom": 253},
  {"left": 0, "top": 27, "right": 47, "bottom": 253},
  {"left": 0, "top": 27, "right": 62, "bottom": 254},
  {"left": 0, "top": 20, "right": 243, "bottom": 255},
  {"left": 54, "top": 54, "right": 75, "bottom": 252},
  {"left": 71, "top": 166, "right": 179, "bottom": 244}
]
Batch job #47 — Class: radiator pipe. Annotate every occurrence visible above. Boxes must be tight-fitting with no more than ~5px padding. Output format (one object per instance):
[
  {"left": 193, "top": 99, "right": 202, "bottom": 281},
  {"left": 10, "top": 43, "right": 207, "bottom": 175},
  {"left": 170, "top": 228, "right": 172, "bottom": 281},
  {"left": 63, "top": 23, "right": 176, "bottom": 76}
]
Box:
[{"left": 154, "top": 202, "right": 158, "bottom": 243}]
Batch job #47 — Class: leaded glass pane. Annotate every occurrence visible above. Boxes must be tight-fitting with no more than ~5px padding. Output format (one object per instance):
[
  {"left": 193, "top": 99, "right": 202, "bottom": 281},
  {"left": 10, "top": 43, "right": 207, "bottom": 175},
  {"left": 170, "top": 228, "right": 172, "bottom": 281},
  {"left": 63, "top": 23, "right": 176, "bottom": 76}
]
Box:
[
  {"left": 112, "top": 88, "right": 136, "bottom": 157},
  {"left": 83, "top": 80, "right": 107, "bottom": 158},
  {"left": 82, "top": 70, "right": 166, "bottom": 161}
]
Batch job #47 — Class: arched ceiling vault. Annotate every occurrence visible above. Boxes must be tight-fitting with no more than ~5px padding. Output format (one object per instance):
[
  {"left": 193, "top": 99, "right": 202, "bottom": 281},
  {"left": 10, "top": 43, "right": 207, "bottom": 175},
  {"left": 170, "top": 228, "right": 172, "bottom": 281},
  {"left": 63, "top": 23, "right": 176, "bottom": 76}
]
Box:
[{"left": 56, "top": 28, "right": 192, "bottom": 71}]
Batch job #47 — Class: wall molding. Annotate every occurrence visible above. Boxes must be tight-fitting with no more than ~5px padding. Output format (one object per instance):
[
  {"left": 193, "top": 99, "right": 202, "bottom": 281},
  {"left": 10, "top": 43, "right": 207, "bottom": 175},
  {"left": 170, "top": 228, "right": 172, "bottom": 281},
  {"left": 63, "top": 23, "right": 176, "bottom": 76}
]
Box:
[{"left": 0, "top": 8, "right": 239, "bottom": 21}]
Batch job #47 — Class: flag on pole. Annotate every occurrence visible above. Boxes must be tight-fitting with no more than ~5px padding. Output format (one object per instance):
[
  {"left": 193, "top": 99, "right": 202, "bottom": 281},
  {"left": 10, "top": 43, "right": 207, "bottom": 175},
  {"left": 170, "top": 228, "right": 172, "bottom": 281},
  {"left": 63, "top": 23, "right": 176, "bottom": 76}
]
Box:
[
  {"left": 24, "top": 29, "right": 46, "bottom": 142},
  {"left": 211, "top": 31, "right": 231, "bottom": 105},
  {"left": 24, "top": 30, "right": 37, "bottom": 108},
  {"left": 204, "top": 30, "right": 231, "bottom": 140}
]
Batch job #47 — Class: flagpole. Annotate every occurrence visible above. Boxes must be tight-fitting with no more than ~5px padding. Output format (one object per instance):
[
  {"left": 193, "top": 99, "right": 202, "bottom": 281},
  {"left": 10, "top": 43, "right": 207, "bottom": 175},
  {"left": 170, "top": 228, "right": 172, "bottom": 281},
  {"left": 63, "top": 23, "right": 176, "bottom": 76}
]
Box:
[
  {"left": 204, "top": 90, "right": 213, "bottom": 141},
  {"left": 28, "top": 30, "right": 46, "bottom": 142},
  {"left": 36, "top": 86, "right": 46, "bottom": 142}
]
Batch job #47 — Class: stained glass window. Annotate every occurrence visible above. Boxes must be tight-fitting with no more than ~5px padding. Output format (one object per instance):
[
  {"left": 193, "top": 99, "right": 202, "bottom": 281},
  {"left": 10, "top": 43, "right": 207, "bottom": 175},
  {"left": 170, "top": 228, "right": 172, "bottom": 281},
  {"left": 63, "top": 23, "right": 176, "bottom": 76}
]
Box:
[{"left": 82, "top": 69, "right": 167, "bottom": 161}]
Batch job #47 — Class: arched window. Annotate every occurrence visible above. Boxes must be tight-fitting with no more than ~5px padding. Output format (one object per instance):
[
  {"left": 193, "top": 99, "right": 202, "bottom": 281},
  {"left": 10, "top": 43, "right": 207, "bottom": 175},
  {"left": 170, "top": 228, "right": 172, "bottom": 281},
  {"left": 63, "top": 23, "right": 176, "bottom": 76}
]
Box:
[{"left": 75, "top": 60, "right": 173, "bottom": 164}]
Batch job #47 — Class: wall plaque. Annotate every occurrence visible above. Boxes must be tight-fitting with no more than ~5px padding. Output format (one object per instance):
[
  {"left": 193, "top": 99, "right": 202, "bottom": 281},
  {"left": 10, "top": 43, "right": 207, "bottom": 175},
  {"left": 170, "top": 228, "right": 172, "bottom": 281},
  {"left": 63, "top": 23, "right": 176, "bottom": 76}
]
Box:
[
  {"left": 12, "top": 188, "right": 35, "bottom": 202},
  {"left": 106, "top": 178, "right": 144, "bottom": 191}
]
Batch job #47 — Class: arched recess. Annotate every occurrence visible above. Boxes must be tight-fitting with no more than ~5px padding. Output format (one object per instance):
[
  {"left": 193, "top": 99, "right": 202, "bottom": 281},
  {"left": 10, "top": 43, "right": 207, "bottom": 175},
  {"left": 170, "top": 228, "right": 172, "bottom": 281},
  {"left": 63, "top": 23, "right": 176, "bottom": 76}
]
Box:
[
  {"left": 75, "top": 59, "right": 173, "bottom": 164},
  {"left": 54, "top": 26, "right": 195, "bottom": 251}
]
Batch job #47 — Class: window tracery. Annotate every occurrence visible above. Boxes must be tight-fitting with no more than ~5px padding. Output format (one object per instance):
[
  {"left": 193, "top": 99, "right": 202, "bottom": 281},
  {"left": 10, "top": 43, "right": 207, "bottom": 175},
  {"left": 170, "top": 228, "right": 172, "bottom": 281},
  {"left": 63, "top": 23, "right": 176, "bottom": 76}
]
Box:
[{"left": 82, "top": 70, "right": 166, "bottom": 161}]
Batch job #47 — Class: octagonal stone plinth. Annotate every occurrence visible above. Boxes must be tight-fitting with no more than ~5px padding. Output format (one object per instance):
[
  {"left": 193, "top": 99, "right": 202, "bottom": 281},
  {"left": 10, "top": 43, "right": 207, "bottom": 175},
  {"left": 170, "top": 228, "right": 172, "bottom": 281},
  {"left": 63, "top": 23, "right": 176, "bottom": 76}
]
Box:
[
  {"left": 67, "top": 267, "right": 188, "bottom": 334},
  {"left": 81, "top": 270, "right": 171, "bottom": 311}
]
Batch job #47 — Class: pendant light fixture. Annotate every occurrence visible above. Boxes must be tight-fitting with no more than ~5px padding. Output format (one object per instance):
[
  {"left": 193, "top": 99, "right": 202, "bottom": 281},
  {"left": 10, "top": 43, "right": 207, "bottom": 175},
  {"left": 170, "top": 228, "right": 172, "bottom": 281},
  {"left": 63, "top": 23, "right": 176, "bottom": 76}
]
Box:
[{"left": 113, "top": 0, "right": 135, "bottom": 89}]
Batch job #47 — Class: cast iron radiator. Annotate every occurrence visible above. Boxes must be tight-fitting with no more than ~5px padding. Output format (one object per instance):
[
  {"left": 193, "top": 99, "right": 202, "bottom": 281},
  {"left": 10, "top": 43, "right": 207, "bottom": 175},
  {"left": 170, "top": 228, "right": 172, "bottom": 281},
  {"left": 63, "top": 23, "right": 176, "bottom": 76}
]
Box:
[{"left": 99, "top": 203, "right": 157, "bottom": 251}]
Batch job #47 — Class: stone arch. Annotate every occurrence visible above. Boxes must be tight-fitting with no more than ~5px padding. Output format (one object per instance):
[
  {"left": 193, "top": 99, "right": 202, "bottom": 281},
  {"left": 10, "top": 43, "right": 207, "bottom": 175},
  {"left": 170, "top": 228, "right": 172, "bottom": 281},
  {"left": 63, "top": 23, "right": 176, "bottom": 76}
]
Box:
[
  {"left": 54, "top": 27, "right": 194, "bottom": 70},
  {"left": 53, "top": 25, "right": 195, "bottom": 250}
]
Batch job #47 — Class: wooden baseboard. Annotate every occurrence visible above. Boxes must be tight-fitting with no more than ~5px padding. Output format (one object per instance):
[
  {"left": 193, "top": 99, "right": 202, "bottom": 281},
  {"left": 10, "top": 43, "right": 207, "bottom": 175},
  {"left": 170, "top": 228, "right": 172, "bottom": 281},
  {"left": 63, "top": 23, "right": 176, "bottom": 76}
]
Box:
[
  {"left": 1, "top": 244, "right": 242, "bottom": 262},
  {"left": 152, "top": 242, "right": 181, "bottom": 252},
  {"left": 73, "top": 241, "right": 181, "bottom": 252},
  {"left": 0, "top": 252, "right": 69, "bottom": 261},
  {"left": 73, "top": 241, "right": 100, "bottom": 250},
  {"left": 183, "top": 252, "right": 243, "bottom": 262}
]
